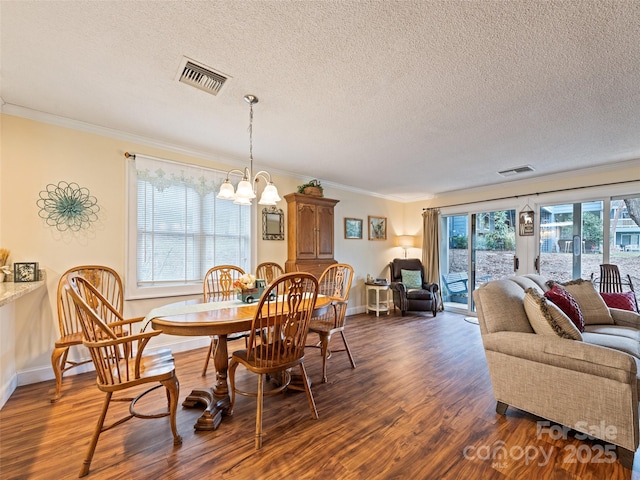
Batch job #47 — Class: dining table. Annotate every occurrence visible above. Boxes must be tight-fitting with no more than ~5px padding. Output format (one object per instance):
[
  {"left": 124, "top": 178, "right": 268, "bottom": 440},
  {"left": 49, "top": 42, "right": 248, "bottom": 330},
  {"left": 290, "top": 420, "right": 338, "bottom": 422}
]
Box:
[{"left": 146, "top": 294, "right": 330, "bottom": 431}]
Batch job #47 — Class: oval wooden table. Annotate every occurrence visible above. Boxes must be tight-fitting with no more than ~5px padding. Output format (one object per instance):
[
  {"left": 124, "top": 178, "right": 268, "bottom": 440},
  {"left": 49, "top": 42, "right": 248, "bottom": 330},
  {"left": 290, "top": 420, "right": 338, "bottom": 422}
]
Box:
[{"left": 149, "top": 295, "right": 330, "bottom": 431}]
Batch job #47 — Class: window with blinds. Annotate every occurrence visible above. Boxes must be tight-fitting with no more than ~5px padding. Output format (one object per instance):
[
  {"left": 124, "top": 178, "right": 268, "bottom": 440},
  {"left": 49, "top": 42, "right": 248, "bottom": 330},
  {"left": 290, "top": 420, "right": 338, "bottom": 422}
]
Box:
[{"left": 126, "top": 155, "right": 251, "bottom": 299}]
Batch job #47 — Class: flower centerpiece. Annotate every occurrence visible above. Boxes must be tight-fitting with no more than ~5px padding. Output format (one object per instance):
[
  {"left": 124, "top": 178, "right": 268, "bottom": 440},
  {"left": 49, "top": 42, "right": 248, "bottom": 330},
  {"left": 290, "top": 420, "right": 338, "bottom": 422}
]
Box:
[
  {"left": 234, "top": 274, "right": 267, "bottom": 303},
  {"left": 233, "top": 273, "right": 256, "bottom": 292}
]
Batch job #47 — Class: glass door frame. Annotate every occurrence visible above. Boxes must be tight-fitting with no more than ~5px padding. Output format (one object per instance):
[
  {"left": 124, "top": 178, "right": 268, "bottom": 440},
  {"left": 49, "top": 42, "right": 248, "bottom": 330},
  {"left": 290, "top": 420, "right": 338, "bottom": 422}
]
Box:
[{"left": 440, "top": 199, "right": 521, "bottom": 314}]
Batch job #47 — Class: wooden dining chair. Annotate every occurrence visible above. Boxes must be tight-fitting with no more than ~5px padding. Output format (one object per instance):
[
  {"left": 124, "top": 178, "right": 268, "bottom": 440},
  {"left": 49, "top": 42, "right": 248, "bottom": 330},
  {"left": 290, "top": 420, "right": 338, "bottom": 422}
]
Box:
[
  {"left": 255, "top": 262, "right": 284, "bottom": 285},
  {"left": 51, "top": 265, "right": 124, "bottom": 402},
  {"left": 202, "top": 265, "right": 247, "bottom": 376},
  {"left": 596, "top": 263, "right": 638, "bottom": 311},
  {"left": 228, "top": 272, "right": 319, "bottom": 449},
  {"left": 65, "top": 275, "right": 182, "bottom": 477},
  {"left": 308, "top": 263, "right": 355, "bottom": 383}
]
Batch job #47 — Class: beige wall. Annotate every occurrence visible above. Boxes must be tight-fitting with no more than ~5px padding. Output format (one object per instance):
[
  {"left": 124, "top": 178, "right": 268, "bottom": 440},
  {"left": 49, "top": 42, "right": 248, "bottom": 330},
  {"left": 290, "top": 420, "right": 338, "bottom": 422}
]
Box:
[{"left": 0, "top": 114, "right": 404, "bottom": 397}]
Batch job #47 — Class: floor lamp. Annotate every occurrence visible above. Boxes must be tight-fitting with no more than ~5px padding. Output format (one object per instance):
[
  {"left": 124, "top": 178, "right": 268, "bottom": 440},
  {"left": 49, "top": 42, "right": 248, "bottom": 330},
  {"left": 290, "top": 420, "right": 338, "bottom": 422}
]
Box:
[{"left": 398, "top": 235, "right": 415, "bottom": 258}]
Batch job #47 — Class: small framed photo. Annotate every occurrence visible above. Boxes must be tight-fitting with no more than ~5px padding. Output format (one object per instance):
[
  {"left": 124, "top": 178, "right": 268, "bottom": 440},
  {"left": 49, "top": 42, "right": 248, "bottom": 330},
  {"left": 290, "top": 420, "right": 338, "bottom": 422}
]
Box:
[
  {"left": 368, "top": 216, "right": 387, "bottom": 241},
  {"left": 14, "top": 262, "right": 39, "bottom": 282},
  {"left": 344, "top": 217, "right": 363, "bottom": 239}
]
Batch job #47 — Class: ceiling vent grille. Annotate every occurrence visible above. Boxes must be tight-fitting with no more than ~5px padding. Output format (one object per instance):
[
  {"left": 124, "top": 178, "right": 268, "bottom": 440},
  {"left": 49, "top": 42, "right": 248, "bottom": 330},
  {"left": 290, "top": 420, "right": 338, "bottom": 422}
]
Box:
[
  {"left": 498, "top": 165, "right": 535, "bottom": 177},
  {"left": 178, "top": 59, "right": 229, "bottom": 96}
]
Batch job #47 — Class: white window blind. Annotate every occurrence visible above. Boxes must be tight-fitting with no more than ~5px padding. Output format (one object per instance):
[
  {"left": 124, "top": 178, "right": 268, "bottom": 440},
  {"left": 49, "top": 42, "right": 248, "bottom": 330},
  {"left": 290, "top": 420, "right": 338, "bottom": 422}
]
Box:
[{"left": 126, "top": 155, "right": 251, "bottom": 299}]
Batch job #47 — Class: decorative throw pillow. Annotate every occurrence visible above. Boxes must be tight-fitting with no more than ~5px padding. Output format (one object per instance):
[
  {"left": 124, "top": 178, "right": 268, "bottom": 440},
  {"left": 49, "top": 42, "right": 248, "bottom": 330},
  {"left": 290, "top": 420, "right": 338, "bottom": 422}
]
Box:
[
  {"left": 544, "top": 284, "right": 585, "bottom": 332},
  {"left": 553, "top": 279, "right": 614, "bottom": 325},
  {"left": 401, "top": 269, "right": 422, "bottom": 289},
  {"left": 523, "top": 288, "right": 582, "bottom": 341},
  {"left": 600, "top": 292, "right": 638, "bottom": 312}
]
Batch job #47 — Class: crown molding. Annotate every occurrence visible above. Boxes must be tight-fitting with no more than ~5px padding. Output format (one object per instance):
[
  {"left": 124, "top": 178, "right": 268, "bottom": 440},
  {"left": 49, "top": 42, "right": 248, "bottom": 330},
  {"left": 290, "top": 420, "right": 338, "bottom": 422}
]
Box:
[
  {"left": 432, "top": 158, "right": 640, "bottom": 201},
  {"left": 2, "top": 103, "right": 400, "bottom": 201}
]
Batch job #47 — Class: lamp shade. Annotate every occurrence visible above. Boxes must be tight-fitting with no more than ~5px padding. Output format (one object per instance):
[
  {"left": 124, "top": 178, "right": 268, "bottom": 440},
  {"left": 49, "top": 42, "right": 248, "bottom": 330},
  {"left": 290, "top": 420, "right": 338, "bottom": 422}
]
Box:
[
  {"left": 235, "top": 179, "right": 256, "bottom": 200},
  {"left": 217, "top": 180, "right": 236, "bottom": 200},
  {"left": 398, "top": 235, "right": 415, "bottom": 248},
  {"left": 258, "top": 183, "right": 281, "bottom": 205}
]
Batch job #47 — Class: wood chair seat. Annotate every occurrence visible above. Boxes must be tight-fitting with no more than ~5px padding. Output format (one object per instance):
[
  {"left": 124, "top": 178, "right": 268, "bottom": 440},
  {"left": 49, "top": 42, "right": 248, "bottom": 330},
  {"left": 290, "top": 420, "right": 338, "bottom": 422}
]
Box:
[
  {"left": 232, "top": 345, "right": 303, "bottom": 373},
  {"left": 98, "top": 355, "right": 177, "bottom": 392},
  {"left": 309, "top": 320, "right": 333, "bottom": 334}
]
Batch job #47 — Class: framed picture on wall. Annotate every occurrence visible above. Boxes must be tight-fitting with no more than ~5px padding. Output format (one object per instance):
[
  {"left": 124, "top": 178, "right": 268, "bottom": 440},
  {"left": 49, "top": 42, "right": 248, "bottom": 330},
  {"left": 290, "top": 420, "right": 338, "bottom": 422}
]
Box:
[
  {"left": 344, "top": 218, "right": 363, "bottom": 239},
  {"left": 368, "top": 216, "right": 387, "bottom": 241}
]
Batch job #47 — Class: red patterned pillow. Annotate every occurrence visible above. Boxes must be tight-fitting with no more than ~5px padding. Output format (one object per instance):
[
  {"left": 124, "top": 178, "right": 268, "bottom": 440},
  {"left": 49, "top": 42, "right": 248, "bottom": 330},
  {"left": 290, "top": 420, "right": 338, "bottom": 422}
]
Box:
[
  {"left": 544, "top": 284, "right": 585, "bottom": 332},
  {"left": 600, "top": 292, "right": 638, "bottom": 312}
]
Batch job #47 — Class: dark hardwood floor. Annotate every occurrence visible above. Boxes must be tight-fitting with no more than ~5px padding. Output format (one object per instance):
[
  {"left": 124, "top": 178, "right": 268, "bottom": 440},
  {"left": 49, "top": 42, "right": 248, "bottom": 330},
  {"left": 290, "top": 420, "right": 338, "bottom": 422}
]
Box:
[{"left": 1, "top": 310, "right": 638, "bottom": 479}]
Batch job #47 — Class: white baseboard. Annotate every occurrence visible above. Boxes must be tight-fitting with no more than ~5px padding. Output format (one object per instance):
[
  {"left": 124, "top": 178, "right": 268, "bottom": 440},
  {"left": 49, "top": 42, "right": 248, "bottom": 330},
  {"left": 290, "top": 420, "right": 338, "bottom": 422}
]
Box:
[
  {"left": 0, "top": 373, "right": 17, "bottom": 410},
  {"left": 14, "top": 337, "right": 211, "bottom": 389}
]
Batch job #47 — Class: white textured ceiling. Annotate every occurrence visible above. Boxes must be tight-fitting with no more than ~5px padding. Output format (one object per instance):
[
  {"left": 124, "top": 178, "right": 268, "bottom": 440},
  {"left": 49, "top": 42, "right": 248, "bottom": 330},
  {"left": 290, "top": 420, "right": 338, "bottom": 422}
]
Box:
[{"left": 2, "top": 1, "right": 640, "bottom": 201}]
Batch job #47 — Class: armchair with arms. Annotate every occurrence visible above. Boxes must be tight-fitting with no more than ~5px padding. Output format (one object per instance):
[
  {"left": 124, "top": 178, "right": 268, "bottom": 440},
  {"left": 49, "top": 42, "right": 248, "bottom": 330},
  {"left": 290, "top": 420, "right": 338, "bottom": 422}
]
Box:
[
  {"left": 51, "top": 265, "right": 124, "bottom": 402},
  {"left": 65, "top": 274, "right": 181, "bottom": 477},
  {"left": 389, "top": 258, "right": 439, "bottom": 316}
]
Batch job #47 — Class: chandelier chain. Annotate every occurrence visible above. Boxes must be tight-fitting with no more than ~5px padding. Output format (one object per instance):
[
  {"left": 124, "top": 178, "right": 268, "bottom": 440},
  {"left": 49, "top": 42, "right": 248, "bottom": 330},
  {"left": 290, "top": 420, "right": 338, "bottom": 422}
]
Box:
[
  {"left": 216, "top": 94, "right": 279, "bottom": 206},
  {"left": 248, "top": 101, "right": 254, "bottom": 166}
]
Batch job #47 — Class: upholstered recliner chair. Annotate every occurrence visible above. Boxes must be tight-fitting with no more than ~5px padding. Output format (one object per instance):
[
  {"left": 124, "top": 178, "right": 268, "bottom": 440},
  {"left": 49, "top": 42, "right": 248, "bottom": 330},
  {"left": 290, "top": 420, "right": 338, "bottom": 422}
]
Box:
[{"left": 389, "top": 258, "right": 439, "bottom": 316}]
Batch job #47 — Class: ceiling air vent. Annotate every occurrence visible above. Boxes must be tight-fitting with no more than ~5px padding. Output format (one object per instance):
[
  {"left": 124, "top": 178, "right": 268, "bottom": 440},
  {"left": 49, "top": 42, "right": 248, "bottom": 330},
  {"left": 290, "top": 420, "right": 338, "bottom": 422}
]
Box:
[
  {"left": 177, "top": 58, "right": 229, "bottom": 96},
  {"left": 498, "top": 165, "right": 535, "bottom": 177}
]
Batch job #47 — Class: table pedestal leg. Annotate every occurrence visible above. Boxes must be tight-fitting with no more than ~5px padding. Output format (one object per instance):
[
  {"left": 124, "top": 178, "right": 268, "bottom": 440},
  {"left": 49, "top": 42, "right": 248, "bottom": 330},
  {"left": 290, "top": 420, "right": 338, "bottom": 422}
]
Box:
[
  {"left": 181, "top": 334, "right": 232, "bottom": 431},
  {"left": 182, "top": 388, "right": 226, "bottom": 430}
]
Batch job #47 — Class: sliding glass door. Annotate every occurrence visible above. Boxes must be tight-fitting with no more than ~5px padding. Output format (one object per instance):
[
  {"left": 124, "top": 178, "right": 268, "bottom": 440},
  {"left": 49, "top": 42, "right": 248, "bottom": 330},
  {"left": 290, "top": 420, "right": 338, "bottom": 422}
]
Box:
[
  {"left": 441, "top": 209, "right": 516, "bottom": 311},
  {"left": 440, "top": 193, "right": 639, "bottom": 313},
  {"left": 472, "top": 209, "right": 517, "bottom": 288},
  {"left": 538, "top": 196, "right": 640, "bottom": 283},
  {"left": 441, "top": 215, "right": 469, "bottom": 308},
  {"left": 538, "top": 201, "right": 603, "bottom": 282}
]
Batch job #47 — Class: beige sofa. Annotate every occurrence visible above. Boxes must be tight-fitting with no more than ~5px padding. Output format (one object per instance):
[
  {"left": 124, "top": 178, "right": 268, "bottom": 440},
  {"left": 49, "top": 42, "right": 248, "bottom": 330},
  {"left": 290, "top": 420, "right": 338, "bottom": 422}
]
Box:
[{"left": 474, "top": 274, "right": 640, "bottom": 469}]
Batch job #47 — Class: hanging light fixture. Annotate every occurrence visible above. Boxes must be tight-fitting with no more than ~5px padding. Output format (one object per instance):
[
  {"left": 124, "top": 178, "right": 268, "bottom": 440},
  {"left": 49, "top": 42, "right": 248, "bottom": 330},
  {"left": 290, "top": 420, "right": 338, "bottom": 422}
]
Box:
[{"left": 217, "top": 94, "right": 281, "bottom": 206}]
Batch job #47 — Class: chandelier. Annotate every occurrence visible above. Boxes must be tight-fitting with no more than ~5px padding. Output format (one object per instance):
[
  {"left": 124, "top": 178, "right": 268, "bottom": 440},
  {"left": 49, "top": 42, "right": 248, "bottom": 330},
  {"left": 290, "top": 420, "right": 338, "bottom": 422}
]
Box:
[{"left": 216, "top": 95, "right": 281, "bottom": 206}]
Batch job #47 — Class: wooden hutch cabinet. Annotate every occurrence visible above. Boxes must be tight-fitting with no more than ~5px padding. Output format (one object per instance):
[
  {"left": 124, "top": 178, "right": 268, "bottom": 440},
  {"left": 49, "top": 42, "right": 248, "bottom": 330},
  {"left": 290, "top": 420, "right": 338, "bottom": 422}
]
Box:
[{"left": 284, "top": 193, "right": 339, "bottom": 278}]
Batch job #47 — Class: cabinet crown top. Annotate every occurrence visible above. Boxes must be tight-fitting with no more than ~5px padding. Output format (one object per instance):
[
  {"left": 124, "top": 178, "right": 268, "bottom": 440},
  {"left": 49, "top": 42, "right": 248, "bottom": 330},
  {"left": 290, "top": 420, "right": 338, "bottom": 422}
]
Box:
[{"left": 284, "top": 192, "right": 339, "bottom": 205}]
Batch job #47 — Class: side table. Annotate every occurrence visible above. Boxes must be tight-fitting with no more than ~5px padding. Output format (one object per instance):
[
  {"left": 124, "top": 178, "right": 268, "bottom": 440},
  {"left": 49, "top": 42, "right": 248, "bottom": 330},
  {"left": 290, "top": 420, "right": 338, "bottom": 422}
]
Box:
[{"left": 365, "top": 283, "right": 390, "bottom": 317}]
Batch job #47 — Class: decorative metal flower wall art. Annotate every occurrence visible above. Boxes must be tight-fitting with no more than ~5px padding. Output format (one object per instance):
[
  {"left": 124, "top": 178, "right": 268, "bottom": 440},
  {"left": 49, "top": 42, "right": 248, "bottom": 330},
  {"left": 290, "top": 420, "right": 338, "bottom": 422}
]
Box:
[{"left": 37, "top": 181, "right": 100, "bottom": 231}]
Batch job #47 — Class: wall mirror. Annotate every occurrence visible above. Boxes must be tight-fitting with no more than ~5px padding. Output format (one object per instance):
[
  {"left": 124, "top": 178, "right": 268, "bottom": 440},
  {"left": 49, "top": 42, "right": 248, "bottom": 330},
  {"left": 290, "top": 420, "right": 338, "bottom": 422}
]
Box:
[{"left": 262, "top": 206, "right": 284, "bottom": 240}]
